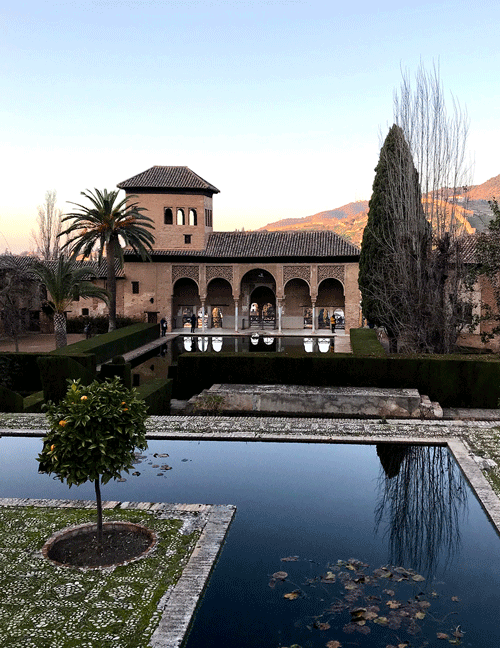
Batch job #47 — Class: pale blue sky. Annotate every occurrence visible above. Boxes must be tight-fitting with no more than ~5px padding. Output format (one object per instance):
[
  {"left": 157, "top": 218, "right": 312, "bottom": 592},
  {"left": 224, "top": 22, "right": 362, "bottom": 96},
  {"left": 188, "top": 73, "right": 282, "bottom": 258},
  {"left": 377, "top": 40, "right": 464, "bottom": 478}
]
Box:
[{"left": 1, "top": 0, "right": 499, "bottom": 253}]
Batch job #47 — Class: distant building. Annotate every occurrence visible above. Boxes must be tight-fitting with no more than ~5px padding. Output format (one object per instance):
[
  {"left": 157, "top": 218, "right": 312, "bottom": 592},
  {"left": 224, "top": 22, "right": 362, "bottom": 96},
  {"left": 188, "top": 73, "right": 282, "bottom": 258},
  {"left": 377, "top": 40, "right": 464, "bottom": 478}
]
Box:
[{"left": 114, "top": 166, "right": 362, "bottom": 332}]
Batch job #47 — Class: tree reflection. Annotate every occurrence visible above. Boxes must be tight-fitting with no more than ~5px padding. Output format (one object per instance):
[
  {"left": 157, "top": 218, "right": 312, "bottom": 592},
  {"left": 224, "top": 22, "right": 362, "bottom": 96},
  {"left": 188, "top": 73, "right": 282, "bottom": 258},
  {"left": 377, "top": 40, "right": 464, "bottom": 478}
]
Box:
[{"left": 375, "top": 444, "right": 468, "bottom": 578}]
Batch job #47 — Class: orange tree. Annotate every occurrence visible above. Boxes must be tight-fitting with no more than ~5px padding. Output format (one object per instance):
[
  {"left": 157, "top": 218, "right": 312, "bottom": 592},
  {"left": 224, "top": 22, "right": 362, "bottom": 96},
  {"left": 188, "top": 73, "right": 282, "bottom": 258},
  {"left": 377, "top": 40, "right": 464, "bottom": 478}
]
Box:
[{"left": 38, "top": 377, "right": 148, "bottom": 547}]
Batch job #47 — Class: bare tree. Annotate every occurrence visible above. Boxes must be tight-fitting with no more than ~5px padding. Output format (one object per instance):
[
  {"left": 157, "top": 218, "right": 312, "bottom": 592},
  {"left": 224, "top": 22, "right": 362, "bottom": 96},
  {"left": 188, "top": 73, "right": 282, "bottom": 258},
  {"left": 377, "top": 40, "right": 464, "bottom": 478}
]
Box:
[
  {"left": 0, "top": 256, "right": 39, "bottom": 352},
  {"left": 32, "top": 190, "right": 63, "bottom": 260},
  {"left": 394, "top": 62, "right": 473, "bottom": 353}
]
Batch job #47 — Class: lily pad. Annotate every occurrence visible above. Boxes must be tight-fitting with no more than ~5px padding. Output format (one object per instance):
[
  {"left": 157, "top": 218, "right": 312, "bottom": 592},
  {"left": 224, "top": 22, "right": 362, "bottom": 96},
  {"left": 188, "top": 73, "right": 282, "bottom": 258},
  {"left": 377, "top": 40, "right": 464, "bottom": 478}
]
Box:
[
  {"left": 284, "top": 590, "right": 301, "bottom": 600},
  {"left": 272, "top": 571, "right": 288, "bottom": 580}
]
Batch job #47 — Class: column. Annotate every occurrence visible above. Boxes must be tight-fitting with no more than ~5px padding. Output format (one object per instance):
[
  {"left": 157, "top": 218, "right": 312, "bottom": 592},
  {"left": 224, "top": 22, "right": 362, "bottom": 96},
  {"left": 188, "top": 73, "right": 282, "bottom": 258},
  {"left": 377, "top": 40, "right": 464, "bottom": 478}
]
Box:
[
  {"left": 277, "top": 298, "right": 283, "bottom": 333},
  {"left": 312, "top": 301, "right": 316, "bottom": 333},
  {"left": 201, "top": 300, "right": 206, "bottom": 332},
  {"left": 234, "top": 300, "right": 239, "bottom": 333}
]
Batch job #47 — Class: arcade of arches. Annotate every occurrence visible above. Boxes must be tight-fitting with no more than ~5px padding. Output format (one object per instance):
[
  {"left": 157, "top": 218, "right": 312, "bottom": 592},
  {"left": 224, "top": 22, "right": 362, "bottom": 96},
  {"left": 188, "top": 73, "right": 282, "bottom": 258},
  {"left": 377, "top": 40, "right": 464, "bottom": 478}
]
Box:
[{"left": 129, "top": 262, "right": 359, "bottom": 332}]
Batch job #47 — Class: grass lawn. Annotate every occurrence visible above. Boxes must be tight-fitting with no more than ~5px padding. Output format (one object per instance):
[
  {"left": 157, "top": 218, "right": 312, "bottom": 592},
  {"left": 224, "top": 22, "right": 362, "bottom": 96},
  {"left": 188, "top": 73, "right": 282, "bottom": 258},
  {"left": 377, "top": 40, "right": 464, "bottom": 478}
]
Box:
[{"left": 0, "top": 505, "right": 197, "bottom": 648}]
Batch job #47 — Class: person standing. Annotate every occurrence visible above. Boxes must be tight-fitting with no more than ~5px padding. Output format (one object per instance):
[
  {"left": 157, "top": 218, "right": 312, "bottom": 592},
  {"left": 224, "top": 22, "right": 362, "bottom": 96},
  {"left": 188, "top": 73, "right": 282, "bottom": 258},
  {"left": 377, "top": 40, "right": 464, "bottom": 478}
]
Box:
[
  {"left": 160, "top": 317, "right": 167, "bottom": 336},
  {"left": 330, "top": 314, "right": 336, "bottom": 333},
  {"left": 190, "top": 312, "right": 197, "bottom": 333}
]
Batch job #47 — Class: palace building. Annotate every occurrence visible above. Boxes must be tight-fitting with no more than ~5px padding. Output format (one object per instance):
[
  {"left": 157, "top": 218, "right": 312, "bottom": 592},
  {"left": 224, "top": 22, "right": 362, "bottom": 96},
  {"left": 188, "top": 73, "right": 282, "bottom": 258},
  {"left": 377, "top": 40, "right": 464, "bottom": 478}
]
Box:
[{"left": 113, "top": 166, "right": 362, "bottom": 332}]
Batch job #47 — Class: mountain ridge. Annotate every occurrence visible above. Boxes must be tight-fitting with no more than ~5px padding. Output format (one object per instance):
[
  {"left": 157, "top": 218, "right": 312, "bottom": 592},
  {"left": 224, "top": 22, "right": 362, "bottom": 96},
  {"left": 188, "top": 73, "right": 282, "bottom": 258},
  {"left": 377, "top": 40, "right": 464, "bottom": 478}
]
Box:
[{"left": 257, "top": 174, "right": 500, "bottom": 246}]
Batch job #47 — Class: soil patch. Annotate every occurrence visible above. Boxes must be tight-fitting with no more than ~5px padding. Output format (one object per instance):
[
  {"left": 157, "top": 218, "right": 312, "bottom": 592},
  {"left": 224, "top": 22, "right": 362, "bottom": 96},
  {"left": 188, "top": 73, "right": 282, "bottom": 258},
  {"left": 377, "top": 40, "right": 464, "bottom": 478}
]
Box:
[{"left": 47, "top": 526, "right": 155, "bottom": 567}]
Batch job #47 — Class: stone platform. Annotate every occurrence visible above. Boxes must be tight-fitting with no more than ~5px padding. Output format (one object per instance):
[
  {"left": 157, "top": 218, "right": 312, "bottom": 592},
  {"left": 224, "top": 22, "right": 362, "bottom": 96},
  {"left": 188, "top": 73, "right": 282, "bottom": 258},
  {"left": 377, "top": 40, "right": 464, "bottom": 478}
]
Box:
[{"left": 188, "top": 384, "right": 443, "bottom": 419}]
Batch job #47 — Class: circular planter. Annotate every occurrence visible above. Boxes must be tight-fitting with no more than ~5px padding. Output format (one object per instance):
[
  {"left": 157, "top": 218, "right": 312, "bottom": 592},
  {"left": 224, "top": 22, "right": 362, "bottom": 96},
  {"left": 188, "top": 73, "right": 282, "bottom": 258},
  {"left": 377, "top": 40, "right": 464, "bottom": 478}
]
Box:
[{"left": 42, "top": 521, "right": 158, "bottom": 569}]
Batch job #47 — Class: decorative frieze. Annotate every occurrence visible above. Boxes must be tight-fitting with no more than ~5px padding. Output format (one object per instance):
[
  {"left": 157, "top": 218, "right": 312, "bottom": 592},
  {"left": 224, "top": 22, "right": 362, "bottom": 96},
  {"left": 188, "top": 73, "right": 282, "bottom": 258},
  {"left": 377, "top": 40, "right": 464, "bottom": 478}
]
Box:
[
  {"left": 206, "top": 265, "right": 233, "bottom": 283},
  {"left": 172, "top": 265, "right": 200, "bottom": 283},
  {"left": 283, "top": 265, "right": 311, "bottom": 285},
  {"left": 318, "top": 265, "right": 344, "bottom": 283}
]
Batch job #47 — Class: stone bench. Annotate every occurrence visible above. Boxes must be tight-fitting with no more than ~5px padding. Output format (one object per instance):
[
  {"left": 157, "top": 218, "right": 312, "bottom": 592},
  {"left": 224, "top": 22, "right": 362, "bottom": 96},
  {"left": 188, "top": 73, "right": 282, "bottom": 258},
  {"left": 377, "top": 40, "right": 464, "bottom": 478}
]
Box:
[{"left": 188, "top": 384, "right": 443, "bottom": 419}]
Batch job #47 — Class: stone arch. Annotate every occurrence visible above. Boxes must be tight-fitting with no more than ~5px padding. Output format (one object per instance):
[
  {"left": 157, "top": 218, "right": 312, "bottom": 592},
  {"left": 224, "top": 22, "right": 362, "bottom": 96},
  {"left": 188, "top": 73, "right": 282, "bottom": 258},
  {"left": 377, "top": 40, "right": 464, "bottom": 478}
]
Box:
[
  {"left": 172, "top": 278, "right": 200, "bottom": 328},
  {"left": 316, "top": 278, "right": 345, "bottom": 329},
  {"left": 240, "top": 268, "right": 277, "bottom": 329},
  {"left": 207, "top": 278, "right": 233, "bottom": 328},
  {"left": 284, "top": 278, "right": 311, "bottom": 329}
]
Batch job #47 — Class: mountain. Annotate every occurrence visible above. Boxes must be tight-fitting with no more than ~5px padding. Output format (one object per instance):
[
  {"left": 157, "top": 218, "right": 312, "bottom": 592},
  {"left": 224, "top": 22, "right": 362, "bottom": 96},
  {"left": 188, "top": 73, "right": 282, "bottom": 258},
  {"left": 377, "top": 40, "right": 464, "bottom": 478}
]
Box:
[{"left": 257, "top": 174, "right": 500, "bottom": 246}]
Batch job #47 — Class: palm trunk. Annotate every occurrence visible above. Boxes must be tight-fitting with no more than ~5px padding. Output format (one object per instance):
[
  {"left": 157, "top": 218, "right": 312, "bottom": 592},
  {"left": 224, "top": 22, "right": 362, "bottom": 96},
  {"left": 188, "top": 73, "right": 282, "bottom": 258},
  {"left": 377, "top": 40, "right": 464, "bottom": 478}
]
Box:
[
  {"left": 94, "top": 478, "right": 103, "bottom": 550},
  {"left": 54, "top": 312, "right": 67, "bottom": 348},
  {"left": 107, "top": 238, "right": 117, "bottom": 332}
]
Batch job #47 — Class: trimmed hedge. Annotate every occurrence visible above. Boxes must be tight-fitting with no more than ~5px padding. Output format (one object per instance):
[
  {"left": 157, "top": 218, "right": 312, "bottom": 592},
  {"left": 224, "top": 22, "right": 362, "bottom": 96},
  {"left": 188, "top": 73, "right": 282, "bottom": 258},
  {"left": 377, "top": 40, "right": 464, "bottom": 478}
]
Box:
[
  {"left": 99, "top": 356, "right": 132, "bottom": 390},
  {"left": 135, "top": 378, "right": 172, "bottom": 415},
  {"left": 51, "top": 323, "right": 159, "bottom": 365},
  {"left": 175, "top": 352, "right": 500, "bottom": 408},
  {"left": 0, "top": 353, "right": 45, "bottom": 393},
  {"left": 0, "top": 385, "right": 24, "bottom": 412},
  {"left": 350, "top": 328, "right": 386, "bottom": 356},
  {"left": 37, "top": 356, "right": 96, "bottom": 404}
]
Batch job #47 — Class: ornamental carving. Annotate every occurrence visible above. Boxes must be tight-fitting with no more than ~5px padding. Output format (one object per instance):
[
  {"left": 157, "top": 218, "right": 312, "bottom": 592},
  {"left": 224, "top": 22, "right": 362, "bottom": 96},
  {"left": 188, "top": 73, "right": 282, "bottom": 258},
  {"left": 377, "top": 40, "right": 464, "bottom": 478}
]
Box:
[
  {"left": 206, "top": 265, "right": 233, "bottom": 283},
  {"left": 172, "top": 265, "right": 199, "bottom": 284},
  {"left": 283, "top": 265, "right": 311, "bottom": 285},
  {"left": 318, "top": 265, "right": 344, "bottom": 283}
]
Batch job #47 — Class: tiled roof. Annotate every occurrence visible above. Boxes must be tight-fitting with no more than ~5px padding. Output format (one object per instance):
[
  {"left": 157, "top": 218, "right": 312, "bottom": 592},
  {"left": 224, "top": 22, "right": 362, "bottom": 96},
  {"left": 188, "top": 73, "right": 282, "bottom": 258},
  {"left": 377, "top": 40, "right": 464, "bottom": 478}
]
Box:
[
  {"left": 0, "top": 256, "right": 124, "bottom": 278},
  {"left": 124, "top": 230, "right": 360, "bottom": 259},
  {"left": 117, "top": 166, "right": 220, "bottom": 194}
]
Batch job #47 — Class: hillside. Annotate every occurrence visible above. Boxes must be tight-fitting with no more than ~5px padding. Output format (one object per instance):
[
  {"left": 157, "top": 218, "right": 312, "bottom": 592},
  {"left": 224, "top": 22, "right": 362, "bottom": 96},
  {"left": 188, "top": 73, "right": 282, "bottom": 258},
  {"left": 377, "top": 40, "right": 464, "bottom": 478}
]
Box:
[{"left": 257, "top": 174, "right": 500, "bottom": 246}]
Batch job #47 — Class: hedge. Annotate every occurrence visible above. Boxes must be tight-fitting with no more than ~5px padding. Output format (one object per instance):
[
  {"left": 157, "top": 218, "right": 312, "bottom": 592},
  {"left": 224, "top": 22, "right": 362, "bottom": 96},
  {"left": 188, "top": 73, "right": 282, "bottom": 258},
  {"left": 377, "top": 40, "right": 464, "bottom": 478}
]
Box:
[
  {"left": 135, "top": 378, "right": 172, "bottom": 415},
  {"left": 174, "top": 352, "right": 500, "bottom": 408},
  {"left": 51, "top": 323, "right": 159, "bottom": 365},
  {"left": 37, "top": 356, "right": 96, "bottom": 404}
]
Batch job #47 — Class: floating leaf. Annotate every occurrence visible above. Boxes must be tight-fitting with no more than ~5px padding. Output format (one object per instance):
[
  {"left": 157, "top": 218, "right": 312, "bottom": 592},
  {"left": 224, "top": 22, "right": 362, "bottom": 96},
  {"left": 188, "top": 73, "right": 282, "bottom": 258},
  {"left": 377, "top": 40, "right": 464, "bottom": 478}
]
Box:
[
  {"left": 412, "top": 574, "right": 425, "bottom": 582},
  {"left": 452, "top": 628, "right": 464, "bottom": 638},
  {"left": 344, "top": 582, "right": 357, "bottom": 591},
  {"left": 325, "top": 642, "right": 342, "bottom": 648},
  {"left": 272, "top": 571, "right": 288, "bottom": 580},
  {"left": 346, "top": 563, "right": 356, "bottom": 570},
  {"left": 436, "top": 632, "right": 449, "bottom": 639},
  {"left": 414, "top": 611, "right": 426, "bottom": 620},
  {"left": 451, "top": 596, "right": 460, "bottom": 602},
  {"left": 284, "top": 590, "right": 301, "bottom": 600},
  {"left": 386, "top": 600, "right": 401, "bottom": 609},
  {"left": 321, "top": 571, "right": 336, "bottom": 582},
  {"left": 373, "top": 616, "right": 388, "bottom": 626},
  {"left": 383, "top": 589, "right": 395, "bottom": 596},
  {"left": 313, "top": 622, "right": 330, "bottom": 631},
  {"left": 281, "top": 556, "right": 299, "bottom": 562}
]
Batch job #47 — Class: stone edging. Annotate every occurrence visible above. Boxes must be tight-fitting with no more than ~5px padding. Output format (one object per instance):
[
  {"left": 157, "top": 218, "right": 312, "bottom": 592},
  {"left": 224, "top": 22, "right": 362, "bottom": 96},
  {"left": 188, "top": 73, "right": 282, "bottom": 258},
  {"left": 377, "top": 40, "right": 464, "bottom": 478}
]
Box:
[{"left": 0, "top": 497, "right": 236, "bottom": 648}]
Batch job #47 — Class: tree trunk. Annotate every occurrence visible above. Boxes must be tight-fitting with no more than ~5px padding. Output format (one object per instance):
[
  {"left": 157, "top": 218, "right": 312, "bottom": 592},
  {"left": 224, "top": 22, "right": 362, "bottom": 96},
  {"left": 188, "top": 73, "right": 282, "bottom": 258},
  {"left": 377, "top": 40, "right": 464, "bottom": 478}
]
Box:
[
  {"left": 94, "top": 478, "right": 103, "bottom": 550},
  {"left": 54, "top": 312, "right": 67, "bottom": 348},
  {"left": 107, "top": 238, "right": 117, "bottom": 332}
]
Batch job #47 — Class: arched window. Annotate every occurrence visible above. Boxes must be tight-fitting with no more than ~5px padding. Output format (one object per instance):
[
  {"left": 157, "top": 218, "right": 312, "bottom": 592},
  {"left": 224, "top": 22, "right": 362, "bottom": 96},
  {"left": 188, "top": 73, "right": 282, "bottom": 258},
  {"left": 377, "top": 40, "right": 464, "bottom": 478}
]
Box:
[
  {"left": 177, "top": 208, "right": 185, "bottom": 225},
  {"left": 164, "top": 208, "right": 173, "bottom": 224},
  {"left": 189, "top": 208, "right": 197, "bottom": 226}
]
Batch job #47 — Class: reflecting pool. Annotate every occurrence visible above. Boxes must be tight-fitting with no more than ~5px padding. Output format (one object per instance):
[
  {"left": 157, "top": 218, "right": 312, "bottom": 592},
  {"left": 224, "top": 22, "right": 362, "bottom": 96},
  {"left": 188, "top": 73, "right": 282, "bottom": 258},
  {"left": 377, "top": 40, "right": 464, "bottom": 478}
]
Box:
[{"left": 1, "top": 437, "right": 499, "bottom": 647}]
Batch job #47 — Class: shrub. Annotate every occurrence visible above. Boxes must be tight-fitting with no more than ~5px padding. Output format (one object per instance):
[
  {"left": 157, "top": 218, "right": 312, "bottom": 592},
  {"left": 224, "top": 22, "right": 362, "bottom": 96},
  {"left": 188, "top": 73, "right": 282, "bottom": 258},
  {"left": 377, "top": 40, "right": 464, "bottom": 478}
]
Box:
[{"left": 66, "top": 315, "right": 142, "bottom": 335}]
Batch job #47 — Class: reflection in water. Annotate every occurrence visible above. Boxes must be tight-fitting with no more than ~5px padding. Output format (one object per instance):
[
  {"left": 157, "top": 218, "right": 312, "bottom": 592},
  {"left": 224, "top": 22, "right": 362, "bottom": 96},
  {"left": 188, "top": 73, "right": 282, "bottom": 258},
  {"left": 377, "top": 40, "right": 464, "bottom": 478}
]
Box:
[
  {"left": 183, "top": 336, "right": 194, "bottom": 351},
  {"left": 303, "top": 337, "right": 313, "bottom": 353},
  {"left": 212, "top": 336, "right": 223, "bottom": 352},
  {"left": 197, "top": 337, "right": 209, "bottom": 352},
  {"left": 375, "top": 445, "right": 468, "bottom": 578},
  {"left": 263, "top": 337, "right": 274, "bottom": 345},
  {"left": 317, "top": 338, "right": 330, "bottom": 353},
  {"left": 250, "top": 333, "right": 260, "bottom": 345}
]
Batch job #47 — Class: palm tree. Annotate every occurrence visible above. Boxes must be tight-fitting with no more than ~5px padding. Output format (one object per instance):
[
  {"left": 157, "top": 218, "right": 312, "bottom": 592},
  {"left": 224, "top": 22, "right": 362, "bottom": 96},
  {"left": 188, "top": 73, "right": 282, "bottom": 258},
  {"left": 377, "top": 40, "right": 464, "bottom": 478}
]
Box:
[
  {"left": 60, "top": 189, "right": 155, "bottom": 331},
  {"left": 32, "top": 258, "right": 109, "bottom": 348}
]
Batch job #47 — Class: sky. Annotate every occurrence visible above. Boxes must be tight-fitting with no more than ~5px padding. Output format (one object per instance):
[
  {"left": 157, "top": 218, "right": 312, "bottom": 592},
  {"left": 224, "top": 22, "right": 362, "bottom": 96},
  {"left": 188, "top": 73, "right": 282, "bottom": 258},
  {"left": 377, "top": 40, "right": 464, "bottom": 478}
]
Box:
[{"left": 1, "top": 0, "right": 500, "bottom": 254}]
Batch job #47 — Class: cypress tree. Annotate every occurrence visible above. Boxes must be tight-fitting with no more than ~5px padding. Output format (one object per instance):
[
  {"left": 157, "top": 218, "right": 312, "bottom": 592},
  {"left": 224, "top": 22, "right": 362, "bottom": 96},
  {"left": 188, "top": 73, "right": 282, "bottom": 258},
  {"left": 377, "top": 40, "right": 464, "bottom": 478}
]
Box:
[{"left": 359, "top": 124, "right": 430, "bottom": 352}]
